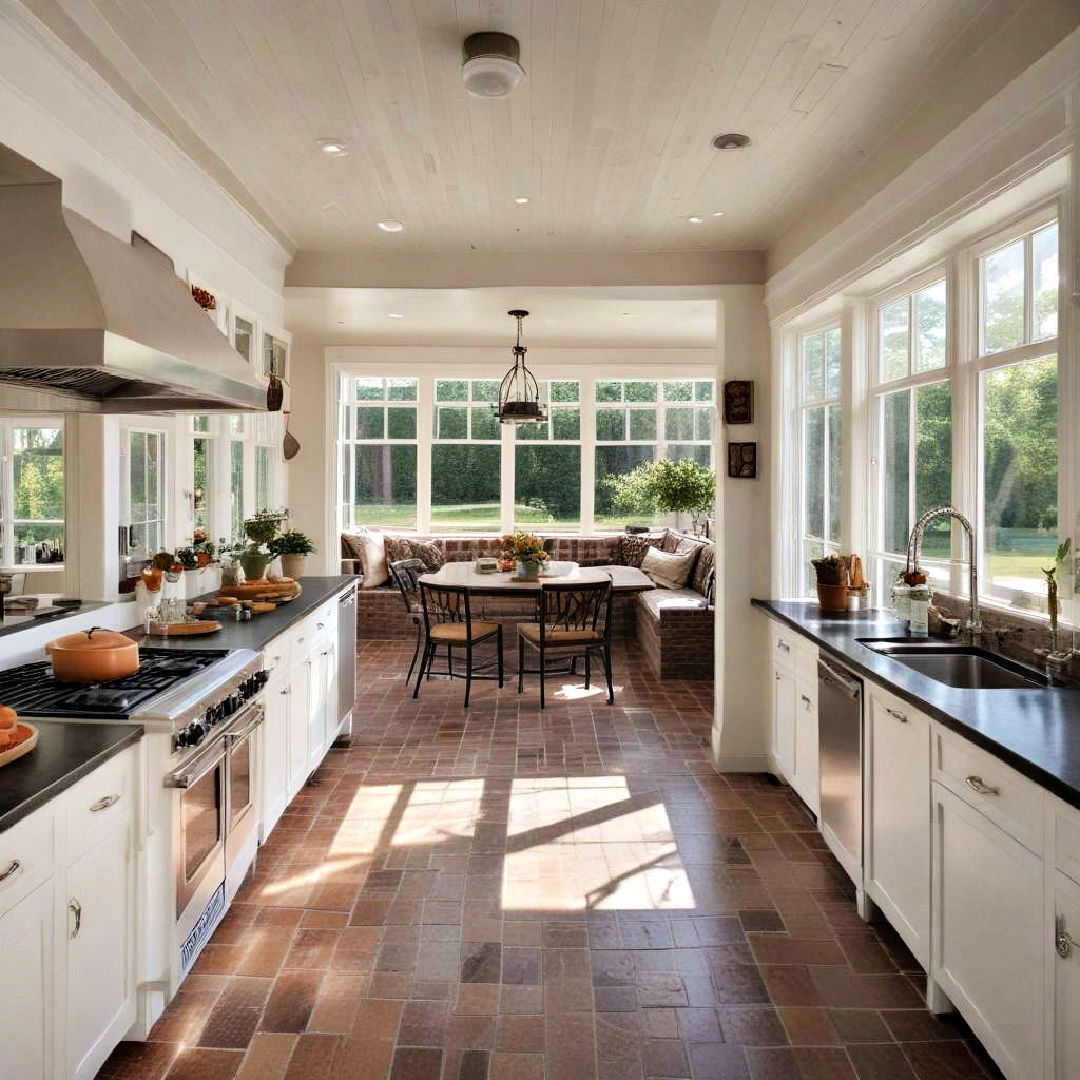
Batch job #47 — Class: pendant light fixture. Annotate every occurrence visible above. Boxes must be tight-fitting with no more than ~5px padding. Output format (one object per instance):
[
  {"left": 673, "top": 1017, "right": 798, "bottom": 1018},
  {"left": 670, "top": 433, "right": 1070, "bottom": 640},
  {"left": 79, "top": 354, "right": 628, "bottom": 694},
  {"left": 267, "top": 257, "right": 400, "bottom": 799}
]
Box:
[{"left": 493, "top": 310, "right": 546, "bottom": 424}]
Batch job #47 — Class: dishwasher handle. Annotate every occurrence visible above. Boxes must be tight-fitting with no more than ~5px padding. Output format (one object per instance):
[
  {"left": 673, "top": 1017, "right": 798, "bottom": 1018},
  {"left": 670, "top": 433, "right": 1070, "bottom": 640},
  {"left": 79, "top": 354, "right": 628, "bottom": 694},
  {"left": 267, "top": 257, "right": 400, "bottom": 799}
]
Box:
[{"left": 818, "top": 658, "right": 862, "bottom": 700}]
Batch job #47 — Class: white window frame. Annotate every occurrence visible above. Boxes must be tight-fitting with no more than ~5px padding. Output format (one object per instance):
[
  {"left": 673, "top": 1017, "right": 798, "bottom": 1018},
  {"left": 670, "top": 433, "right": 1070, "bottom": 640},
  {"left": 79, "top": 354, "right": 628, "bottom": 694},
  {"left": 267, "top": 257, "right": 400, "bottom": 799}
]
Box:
[
  {"left": 332, "top": 365, "right": 717, "bottom": 538},
  {"left": 795, "top": 324, "right": 844, "bottom": 595},
  {"left": 121, "top": 422, "right": 169, "bottom": 563},
  {"left": 0, "top": 416, "right": 66, "bottom": 570}
]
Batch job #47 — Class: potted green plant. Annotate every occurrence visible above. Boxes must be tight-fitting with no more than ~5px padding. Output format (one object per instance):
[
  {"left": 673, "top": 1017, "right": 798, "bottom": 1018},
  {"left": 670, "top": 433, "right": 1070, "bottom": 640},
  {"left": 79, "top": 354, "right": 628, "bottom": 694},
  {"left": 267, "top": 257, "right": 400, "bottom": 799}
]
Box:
[
  {"left": 501, "top": 531, "right": 548, "bottom": 580},
  {"left": 611, "top": 458, "right": 716, "bottom": 533},
  {"left": 269, "top": 529, "right": 316, "bottom": 580},
  {"left": 240, "top": 509, "right": 288, "bottom": 581}
]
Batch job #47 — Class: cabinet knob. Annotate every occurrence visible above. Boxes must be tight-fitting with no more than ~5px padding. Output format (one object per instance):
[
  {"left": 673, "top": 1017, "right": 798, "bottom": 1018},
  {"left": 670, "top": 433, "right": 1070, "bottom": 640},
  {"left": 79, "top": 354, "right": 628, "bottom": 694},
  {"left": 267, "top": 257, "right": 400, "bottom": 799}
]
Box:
[
  {"left": 1057, "top": 914, "right": 1078, "bottom": 959},
  {"left": 90, "top": 793, "right": 120, "bottom": 812},
  {"left": 777, "top": 641, "right": 791, "bottom": 653},
  {"left": 774, "top": 672, "right": 782, "bottom": 681},
  {"left": 0, "top": 859, "right": 20, "bottom": 884},
  {"left": 885, "top": 708, "right": 908, "bottom": 723},
  {"left": 800, "top": 694, "right": 813, "bottom": 710},
  {"left": 964, "top": 774, "right": 1000, "bottom": 797},
  {"left": 69, "top": 898, "right": 82, "bottom": 939}
]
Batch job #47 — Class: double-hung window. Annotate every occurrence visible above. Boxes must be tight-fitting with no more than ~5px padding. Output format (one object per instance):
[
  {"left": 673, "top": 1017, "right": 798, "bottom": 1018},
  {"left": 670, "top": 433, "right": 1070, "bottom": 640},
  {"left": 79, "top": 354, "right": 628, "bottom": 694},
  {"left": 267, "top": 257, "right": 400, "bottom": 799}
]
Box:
[
  {"left": 975, "top": 218, "right": 1059, "bottom": 611},
  {"left": 798, "top": 327, "right": 843, "bottom": 594},
  {"left": 871, "top": 279, "right": 952, "bottom": 596},
  {"left": 0, "top": 419, "right": 65, "bottom": 567},
  {"left": 125, "top": 428, "right": 166, "bottom": 562},
  {"left": 191, "top": 416, "right": 214, "bottom": 533},
  {"left": 515, "top": 381, "right": 581, "bottom": 532},
  {"left": 431, "top": 379, "right": 501, "bottom": 533},
  {"left": 339, "top": 376, "right": 419, "bottom": 531}
]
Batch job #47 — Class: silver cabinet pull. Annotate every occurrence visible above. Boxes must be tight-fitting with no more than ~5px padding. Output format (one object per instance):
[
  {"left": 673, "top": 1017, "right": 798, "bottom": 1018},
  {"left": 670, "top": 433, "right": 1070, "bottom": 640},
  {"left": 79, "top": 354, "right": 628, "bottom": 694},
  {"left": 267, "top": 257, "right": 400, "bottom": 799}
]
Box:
[
  {"left": 69, "top": 898, "right": 82, "bottom": 939},
  {"left": 965, "top": 775, "right": 1000, "bottom": 796},
  {"left": 1057, "top": 914, "right": 1078, "bottom": 959},
  {"left": 316, "top": 622, "right": 326, "bottom": 631},
  {"left": 886, "top": 708, "right": 908, "bottom": 723},
  {"left": 801, "top": 694, "right": 813, "bottom": 710},
  {"left": 774, "top": 672, "right": 782, "bottom": 681},
  {"left": 777, "top": 640, "right": 791, "bottom": 653},
  {"left": 0, "top": 859, "right": 20, "bottom": 884},
  {"left": 90, "top": 793, "right": 120, "bottom": 812}
]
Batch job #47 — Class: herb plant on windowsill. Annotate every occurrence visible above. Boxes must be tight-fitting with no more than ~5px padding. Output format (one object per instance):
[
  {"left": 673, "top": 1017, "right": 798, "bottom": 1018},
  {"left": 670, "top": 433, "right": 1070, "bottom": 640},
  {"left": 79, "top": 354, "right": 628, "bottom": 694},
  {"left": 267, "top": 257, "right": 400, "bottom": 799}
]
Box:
[{"left": 240, "top": 508, "right": 289, "bottom": 581}]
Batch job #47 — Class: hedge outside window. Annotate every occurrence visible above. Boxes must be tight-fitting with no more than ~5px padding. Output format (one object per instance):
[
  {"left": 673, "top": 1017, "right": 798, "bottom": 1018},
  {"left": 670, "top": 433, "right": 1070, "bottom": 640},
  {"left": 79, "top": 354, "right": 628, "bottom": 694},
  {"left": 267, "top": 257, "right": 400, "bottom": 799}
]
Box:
[{"left": 514, "top": 381, "right": 581, "bottom": 532}]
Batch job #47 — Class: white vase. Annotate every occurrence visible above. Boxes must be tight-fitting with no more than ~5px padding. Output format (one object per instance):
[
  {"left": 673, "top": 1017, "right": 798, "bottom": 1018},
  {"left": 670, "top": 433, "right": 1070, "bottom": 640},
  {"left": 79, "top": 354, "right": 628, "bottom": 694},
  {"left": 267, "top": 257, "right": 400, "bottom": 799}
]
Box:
[{"left": 281, "top": 553, "right": 307, "bottom": 580}]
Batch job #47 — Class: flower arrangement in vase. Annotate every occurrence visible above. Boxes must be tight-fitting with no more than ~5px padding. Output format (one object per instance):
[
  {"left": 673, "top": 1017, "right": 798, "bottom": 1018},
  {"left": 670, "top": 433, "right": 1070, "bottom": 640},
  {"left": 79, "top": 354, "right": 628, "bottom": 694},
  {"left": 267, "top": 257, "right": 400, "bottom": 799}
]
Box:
[{"left": 501, "top": 531, "right": 549, "bottom": 580}]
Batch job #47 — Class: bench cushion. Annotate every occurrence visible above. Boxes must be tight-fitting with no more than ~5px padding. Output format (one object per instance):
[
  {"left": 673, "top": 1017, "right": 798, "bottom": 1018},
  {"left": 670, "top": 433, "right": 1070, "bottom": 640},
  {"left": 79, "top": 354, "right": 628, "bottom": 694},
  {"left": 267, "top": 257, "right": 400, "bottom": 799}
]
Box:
[{"left": 637, "top": 587, "right": 710, "bottom": 619}]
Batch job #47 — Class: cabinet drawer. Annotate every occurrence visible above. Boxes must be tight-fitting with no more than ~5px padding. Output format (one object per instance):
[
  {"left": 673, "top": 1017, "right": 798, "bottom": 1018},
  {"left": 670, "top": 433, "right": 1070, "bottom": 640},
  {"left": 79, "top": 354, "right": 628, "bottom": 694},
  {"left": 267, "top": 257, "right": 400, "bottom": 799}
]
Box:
[
  {"left": 933, "top": 724, "right": 1043, "bottom": 854},
  {"left": 795, "top": 637, "right": 818, "bottom": 684},
  {"left": 1052, "top": 797, "right": 1080, "bottom": 887},
  {"left": 309, "top": 603, "right": 335, "bottom": 644},
  {"left": 0, "top": 809, "right": 54, "bottom": 918},
  {"left": 64, "top": 748, "right": 135, "bottom": 856},
  {"left": 263, "top": 631, "right": 291, "bottom": 672},
  {"left": 769, "top": 621, "right": 798, "bottom": 671}
]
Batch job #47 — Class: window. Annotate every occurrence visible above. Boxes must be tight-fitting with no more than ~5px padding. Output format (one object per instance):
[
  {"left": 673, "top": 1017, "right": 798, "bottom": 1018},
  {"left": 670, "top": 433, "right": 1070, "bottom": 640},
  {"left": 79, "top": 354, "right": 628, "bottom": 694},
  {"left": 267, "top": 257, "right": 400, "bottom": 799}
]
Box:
[
  {"left": 515, "top": 381, "right": 581, "bottom": 532},
  {"left": 879, "top": 281, "right": 947, "bottom": 381},
  {"left": 126, "top": 429, "right": 166, "bottom": 562},
  {"left": 262, "top": 332, "right": 288, "bottom": 379},
  {"left": 253, "top": 413, "right": 279, "bottom": 512},
  {"left": 980, "top": 223, "right": 1057, "bottom": 355},
  {"left": 340, "top": 376, "right": 419, "bottom": 530},
  {"left": 230, "top": 436, "right": 245, "bottom": 542},
  {"left": 431, "top": 379, "right": 501, "bottom": 533},
  {"left": 593, "top": 379, "right": 715, "bottom": 529},
  {"left": 798, "top": 327, "right": 843, "bottom": 593},
  {"left": 233, "top": 316, "right": 254, "bottom": 364},
  {"left": 191, "top": 416, "right": 214, "bottom": 533},
  {"left": 0, "top": 420, "right": 64, "bottom": 567}
]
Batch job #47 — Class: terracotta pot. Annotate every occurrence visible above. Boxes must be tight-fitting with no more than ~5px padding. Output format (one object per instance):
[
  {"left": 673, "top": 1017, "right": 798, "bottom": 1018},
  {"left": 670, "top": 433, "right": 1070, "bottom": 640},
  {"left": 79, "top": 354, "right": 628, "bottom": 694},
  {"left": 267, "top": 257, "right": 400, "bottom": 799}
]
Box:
[
  {"left": 46, "top": 626, "right": 140, "bottom": 683},
  {"left": 816, "top": 583, "right": 850, "bottom": 613},
  {"left": 280, "top": 553, "right": 306, "bottom": 580}
]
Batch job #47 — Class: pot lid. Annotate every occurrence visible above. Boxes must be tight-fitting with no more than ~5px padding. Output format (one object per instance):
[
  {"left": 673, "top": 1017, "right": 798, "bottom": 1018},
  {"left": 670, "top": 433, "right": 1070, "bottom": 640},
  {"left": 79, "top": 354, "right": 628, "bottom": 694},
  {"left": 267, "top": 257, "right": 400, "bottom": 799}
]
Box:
[{"left": 47, "top": 626, "right": 138, "bottom": 652}]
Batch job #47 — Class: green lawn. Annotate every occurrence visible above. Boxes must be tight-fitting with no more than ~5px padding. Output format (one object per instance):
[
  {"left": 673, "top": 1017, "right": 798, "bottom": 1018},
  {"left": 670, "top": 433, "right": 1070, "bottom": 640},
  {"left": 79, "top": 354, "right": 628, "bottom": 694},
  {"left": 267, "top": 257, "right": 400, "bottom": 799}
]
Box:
[{"left": 350, "top": 502, "right": 581, "bottom": 533}]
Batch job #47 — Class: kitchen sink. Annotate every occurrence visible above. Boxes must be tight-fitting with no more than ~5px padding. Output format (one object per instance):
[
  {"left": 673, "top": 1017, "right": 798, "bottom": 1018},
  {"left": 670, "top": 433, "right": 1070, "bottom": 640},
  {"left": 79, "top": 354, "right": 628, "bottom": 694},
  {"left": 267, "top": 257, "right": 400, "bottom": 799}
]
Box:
[{"left": 857, "top": 639, "right": 1048, "bottom": 690}]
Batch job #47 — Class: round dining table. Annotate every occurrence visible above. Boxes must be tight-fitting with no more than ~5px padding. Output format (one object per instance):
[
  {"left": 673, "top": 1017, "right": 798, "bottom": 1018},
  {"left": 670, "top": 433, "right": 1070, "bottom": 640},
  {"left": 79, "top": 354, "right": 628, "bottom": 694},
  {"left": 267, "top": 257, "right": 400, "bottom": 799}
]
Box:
[{"left": 418, "top": 560, "right": 613, "bottom": 596}]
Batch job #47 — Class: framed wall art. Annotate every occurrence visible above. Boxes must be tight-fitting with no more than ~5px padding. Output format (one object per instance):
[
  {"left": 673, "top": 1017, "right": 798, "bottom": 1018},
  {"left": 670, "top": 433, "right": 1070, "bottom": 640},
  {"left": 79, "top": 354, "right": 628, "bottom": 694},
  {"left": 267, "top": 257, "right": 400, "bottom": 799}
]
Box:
[
  {"left": 727, "top": 441, "right": 757, "bottom": 479},
  {"left": 723, "top": 380, "right": 754, "bottom": 424}
]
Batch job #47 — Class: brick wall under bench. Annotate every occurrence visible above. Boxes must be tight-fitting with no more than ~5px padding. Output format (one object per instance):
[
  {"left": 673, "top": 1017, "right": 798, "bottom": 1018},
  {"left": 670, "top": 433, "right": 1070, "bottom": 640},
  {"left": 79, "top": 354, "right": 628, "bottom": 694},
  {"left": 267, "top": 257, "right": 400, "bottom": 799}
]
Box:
[{"left": 636, "top": 602, "right": 714, "bottom": 681}]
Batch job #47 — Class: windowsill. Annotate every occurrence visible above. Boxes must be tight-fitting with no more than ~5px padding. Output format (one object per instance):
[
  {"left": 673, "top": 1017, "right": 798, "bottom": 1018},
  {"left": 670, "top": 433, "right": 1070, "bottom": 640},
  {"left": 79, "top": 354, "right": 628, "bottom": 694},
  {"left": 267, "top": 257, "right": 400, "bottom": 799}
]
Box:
[{"left": 0, "top": 564, "right": 65, "bottom": 574}]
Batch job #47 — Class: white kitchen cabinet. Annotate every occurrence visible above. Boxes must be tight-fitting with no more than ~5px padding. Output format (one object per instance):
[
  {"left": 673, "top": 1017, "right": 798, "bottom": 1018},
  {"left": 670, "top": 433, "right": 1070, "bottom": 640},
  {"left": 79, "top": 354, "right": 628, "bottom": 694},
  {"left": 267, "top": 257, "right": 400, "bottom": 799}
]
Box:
[
  {"left": 65, "top": 821, "right": 135, "bottom": 1080},
  {"left": 865, "top": 684, "right": 931, "bottom": 967},
  {"left": 261, "top": 668, "right": 291, "bottom": 839},
  {"left": 307, "top": 639, "right": 335, "bottom": 773},
  {"left": 286, "top": 647, "right": 311, "bottom": 799},
  {"left": 0, "top": 879, "right": 55, "bottom": 1079},
  {"left": 931, "top": 780, "right": 1044, "bottom": 1079},
  {"left": 1051, "top": 870, "right": 1080, "bottom": 1079},
  {"left": 791, "top": 675, "right": 819, "bottom": 814},
  {"left": 771, "top": 663, "right": 796, "bottom": 781}
]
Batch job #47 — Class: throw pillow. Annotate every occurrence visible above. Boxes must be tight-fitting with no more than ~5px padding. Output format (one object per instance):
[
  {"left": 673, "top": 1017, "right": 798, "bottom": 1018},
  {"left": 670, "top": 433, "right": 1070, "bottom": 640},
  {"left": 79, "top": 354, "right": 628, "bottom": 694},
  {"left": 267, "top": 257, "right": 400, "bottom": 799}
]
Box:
[
  {"left": 356, "top": 530, "right": 389, "bottom": 589},
  {"left": 617, "top": 533, "right": 665, "bottom": 568},
  {"left": 691, "top": 543, "right": 715, "bottom": 596},
  {"left": 341, "top": 531, "right": 365, "bottom": 564},
  {"left": 384, "top": 535, "right": 446, "bottom": 574},
  {"left": 641, "top": 546, "right": 696, "bottom": 590}
]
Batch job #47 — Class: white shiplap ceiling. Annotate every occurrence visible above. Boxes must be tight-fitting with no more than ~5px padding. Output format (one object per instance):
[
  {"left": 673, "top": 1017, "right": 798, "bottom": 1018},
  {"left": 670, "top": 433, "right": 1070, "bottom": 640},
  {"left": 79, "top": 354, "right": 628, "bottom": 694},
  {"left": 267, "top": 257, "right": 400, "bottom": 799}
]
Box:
[{"left": 24, "top": 0, "right": 1079, "bottom": 255}]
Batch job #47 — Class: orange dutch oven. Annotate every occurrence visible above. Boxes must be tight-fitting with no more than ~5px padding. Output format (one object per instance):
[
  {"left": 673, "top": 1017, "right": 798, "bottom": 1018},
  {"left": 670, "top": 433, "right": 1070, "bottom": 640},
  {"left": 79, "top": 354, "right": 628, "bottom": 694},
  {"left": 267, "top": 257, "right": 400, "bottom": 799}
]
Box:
[{"left": 45, "top": 626, "right": 140, "bottom": 683}]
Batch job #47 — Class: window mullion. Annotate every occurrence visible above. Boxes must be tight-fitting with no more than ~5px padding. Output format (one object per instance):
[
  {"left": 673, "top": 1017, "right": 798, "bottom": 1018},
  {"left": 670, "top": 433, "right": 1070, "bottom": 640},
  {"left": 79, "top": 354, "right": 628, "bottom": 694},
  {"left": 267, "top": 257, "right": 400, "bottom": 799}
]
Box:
[
  {"left": 581, "top": 377, "right": 596, "bottom": 533},
  {"left": 416, "top": 376, "right": 433, "bottom": 533}
]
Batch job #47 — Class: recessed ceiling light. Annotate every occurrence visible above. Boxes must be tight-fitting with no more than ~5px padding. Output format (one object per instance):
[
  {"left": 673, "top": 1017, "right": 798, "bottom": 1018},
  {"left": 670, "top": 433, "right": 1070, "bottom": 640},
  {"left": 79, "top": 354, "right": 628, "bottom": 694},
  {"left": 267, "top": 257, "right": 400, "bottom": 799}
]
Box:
[
  {"left": 387, "top": 313, "right": 405, "bottom": 319},
  {"left": 620, "top": 312, "right": 636, "bottom": 317},
  {"left": 514, "top": 196, "right": 530, "bottom": 204},
  {"left": 377, "top": 218, "right": 405, "bottom": 233},
  {"left": 687, "top": 216, "right": 704, "bottom": 224},
  {"left": 712, "top": 132, "right": 751, "bottom": 151},
  {"left": 316, "top": 138, "right": 349, "bottom": 156},
  {"left": 712, "top": 210, "right": 725, "bottom": 217}
]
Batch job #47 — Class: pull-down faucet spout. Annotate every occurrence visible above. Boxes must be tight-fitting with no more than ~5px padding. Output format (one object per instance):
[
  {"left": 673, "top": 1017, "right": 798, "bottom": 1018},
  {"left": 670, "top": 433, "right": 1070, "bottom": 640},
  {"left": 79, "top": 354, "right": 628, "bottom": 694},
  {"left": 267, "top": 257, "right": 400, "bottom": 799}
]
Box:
[{"left": 905, "top": 505, "right": 981, "bottom": 635}]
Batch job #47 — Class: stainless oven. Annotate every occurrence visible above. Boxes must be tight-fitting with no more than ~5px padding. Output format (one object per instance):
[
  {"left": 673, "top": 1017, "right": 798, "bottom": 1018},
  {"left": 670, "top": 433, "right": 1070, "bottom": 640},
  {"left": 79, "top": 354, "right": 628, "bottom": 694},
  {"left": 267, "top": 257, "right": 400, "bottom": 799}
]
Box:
[{"left": 166, "top": 701, "right": 264, "bottom": 928}]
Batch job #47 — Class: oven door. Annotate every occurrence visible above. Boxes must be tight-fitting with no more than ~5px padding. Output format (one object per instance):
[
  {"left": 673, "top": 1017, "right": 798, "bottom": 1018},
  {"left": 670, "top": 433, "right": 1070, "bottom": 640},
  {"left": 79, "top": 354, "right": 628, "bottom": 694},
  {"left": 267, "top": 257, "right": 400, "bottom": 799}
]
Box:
[
  {"left": 225, "top": 702, "right": 263, "bottom": 870},
  {"left": 166, "top": 738, "right": 229, "bottom": 920}
]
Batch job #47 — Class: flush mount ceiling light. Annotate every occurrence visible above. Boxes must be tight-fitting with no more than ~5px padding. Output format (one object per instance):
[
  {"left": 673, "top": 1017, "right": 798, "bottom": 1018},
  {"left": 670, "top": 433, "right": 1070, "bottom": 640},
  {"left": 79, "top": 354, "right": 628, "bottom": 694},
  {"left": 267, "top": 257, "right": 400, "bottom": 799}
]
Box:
[
  {"left": 377, "top": 218, "right": 405, "bottom": 233},
  {"left": 514, "top": 195, "right": 530, "bottom": 204},
  {"left": 316, "top": 138, "right": 349, "bottom": 156},
  {"left": 492, "top": 310, "right": 546, "bottom": 424},
  {"left": 463, "top": 32, "right": 525, "bottom": 98},
  {"left": 712, "top": 132, "right": 751, "bottom": 150}
]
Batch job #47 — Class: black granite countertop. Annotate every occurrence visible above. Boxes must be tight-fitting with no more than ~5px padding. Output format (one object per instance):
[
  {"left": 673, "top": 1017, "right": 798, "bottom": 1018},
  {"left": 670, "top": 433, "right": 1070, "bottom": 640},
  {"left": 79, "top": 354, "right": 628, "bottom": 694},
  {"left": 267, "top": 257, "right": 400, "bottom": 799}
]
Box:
[
  {"left": 0, "top": 721, "right": 142, "bottom": 833},
  {"left": 128, "top": 576, "right": 357, "bottom": 654},
  {"left": 753, "top": 599, "right": 1080, "bottom": 811},
  {"left": 0, "top": 600, "right": 110, "bottom": 640}
]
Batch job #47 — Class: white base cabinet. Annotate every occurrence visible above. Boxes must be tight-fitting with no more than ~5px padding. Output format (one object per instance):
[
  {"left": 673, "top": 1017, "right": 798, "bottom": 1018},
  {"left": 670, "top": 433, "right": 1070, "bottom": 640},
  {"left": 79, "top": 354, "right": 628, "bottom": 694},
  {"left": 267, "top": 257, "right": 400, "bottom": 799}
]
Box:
[
  {"left": 1051, "top": 870, "right": 1080, "bottom": 1080},
  {"left": 931, "top": 780, "right": 1045, "bottom": 1079},
  {"left": 767, "top": 620, "right": 818, "bottom": 811},
  {"left": 865, "top": 685, "right": 930, "bottom": 967}
]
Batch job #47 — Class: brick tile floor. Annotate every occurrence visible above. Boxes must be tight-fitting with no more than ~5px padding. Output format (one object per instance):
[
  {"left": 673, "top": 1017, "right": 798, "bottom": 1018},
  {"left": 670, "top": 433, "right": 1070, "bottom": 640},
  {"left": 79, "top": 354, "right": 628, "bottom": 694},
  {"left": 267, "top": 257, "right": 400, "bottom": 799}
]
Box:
[{"left": 99, "top": 640, "right": 1003, "bottom": 1080}]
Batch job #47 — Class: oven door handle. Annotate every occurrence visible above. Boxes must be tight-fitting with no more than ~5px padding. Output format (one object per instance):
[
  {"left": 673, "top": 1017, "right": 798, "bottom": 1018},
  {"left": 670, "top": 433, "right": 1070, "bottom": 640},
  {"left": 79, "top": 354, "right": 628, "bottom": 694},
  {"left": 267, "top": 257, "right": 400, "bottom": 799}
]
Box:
[
  {"left": 226, "top": 704, "right": 265, "bottom": 746},
  {"left": 164, "top": 741, "right": 228, "bottom": 789}
]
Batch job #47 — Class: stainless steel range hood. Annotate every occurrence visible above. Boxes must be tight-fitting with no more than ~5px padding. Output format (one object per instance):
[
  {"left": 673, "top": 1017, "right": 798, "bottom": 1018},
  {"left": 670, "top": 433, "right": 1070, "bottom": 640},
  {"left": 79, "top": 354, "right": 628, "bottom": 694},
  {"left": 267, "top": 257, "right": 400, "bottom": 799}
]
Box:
[{"left": 0, "top": 146, "right": 269, "bottom": 413}]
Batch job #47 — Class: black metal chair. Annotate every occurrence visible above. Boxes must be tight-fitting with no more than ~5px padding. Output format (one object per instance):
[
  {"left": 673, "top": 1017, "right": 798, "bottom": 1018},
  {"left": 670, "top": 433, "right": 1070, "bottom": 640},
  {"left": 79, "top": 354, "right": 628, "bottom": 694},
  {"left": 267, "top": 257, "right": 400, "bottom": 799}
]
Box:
[
  {"left": 414, "top": 580, "right": 504, "bottom": 707},
  {"left": 388, "top": 558, "right": 426, "bottom": 682},
  {"left": 516, "top": 577, "right": 614, "bottom": 708}
]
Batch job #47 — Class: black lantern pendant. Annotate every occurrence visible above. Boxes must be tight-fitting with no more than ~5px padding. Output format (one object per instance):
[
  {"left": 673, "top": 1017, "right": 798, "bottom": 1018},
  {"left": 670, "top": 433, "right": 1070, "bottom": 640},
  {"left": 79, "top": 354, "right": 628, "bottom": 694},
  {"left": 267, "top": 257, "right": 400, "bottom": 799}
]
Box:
[{"left": 493, "top": 309, "right": 547, "bottom": 423}]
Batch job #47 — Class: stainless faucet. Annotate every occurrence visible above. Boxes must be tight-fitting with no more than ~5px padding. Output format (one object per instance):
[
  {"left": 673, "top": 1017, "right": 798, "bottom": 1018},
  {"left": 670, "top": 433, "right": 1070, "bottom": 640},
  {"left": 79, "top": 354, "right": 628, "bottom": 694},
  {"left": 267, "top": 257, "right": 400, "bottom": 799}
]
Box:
[{"left": 905, "top": 505, "right": 982, "bottom": 635}]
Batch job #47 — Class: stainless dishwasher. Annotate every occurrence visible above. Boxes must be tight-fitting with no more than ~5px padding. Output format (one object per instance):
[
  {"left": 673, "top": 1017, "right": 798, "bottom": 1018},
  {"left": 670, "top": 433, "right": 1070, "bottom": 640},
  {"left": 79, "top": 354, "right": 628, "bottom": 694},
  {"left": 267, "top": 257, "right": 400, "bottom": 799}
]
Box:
[
  {"left": 336, "top": 584, "right": 357, "bottom": 741},
  {"left": 817, "top": 657, "right": 864, "bottom": 876}
]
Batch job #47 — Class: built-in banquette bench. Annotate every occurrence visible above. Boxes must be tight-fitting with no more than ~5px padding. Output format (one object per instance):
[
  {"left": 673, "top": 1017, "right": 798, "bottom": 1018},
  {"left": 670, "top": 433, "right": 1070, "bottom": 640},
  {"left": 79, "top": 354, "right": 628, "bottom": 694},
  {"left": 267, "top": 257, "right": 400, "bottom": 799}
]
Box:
[{"left": 341, "top": 530, "right": 715, "bottom": 681}]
